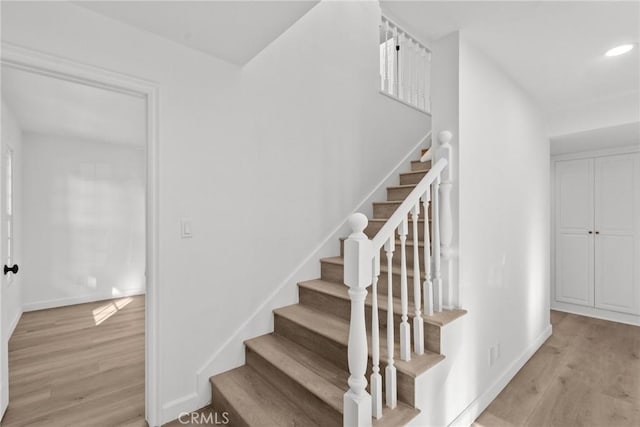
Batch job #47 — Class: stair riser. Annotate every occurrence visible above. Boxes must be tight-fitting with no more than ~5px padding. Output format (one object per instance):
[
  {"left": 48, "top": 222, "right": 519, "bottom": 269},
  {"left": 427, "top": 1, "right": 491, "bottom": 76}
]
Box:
[
  {"left": 274, "top": 314, "right": 348, "bottom": 371},
  {"left": 321, "top": 261, "right": 423, "bottom": 304},
  {"left": 400, "top": 171, "right": 428, "bottom": 185},
  {"left": 373, "top": 203, "right": 429, "bottom": 220},
  {"left": 365, "top": 221, "right": 427, "bottom": 240},
  {"left": 299, "top": 286, "right": 441, "bottom": 354},
  {"left": 273, "top": 314, "right": 415, "bottom": 406},
  {"left": 382, "top": 246, "right": 431, "bottom": 269},
  {"left": 245, "top": 347, "right": 341, "bottom": 427},
  {"left": 339, "top": 240, "right": 427, "bottom": 268},
  {"left": 387, "top": 186, "right": 415, "bottom": 201},
  {"left": 211, "top": 382, "right": 249, "bottom": 427},
  {"left": 411, "top": 160, "right": 431, "bottom": 172}
]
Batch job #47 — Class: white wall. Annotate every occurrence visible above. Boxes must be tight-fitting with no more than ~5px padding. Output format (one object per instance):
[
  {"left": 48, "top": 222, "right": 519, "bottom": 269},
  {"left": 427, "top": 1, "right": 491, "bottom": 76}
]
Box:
[
  {"left": 0, "top": 101, "right": 23, "bottom": 334},
  {"left": 546, "top": 91, "right": 640, "bottom": 138},
  {"left": 413, "top": 33, "right": 551, "bottom": 426},
  {"left": 1, "top": 1, "right": 429, "bottom": 422},
  {"left": 21, "top": 133, "right": 145, "bottom": 310}
]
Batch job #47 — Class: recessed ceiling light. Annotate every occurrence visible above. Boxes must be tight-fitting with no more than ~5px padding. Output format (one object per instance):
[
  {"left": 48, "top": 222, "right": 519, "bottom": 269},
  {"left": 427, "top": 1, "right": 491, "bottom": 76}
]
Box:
[{"left": 605, "top": 44, "right": 634, "bottom": 57}]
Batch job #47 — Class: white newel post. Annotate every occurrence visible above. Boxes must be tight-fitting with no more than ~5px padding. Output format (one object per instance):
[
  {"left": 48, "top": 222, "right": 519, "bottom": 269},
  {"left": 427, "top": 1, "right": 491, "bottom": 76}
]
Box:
[
  {"left": 343, "top": 213, "right": 373, "bottom": 427},
  {"left": 437, "top": 131, "right": 454, "bottom": 309}
]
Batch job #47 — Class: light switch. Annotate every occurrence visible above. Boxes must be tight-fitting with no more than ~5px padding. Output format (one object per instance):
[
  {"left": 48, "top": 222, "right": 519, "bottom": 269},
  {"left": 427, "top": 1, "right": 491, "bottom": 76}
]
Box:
[{"left": 181, "top": 219, "right": 193, "bottom": 238}]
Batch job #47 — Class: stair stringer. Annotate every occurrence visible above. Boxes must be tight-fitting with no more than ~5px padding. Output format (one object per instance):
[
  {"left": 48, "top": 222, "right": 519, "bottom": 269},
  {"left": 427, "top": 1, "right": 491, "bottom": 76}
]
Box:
[
  {"left": 188, "top": 134, "right": 432, "bottom": 413},
  {"left": 408, "top": 314, "right": 468, "bottom": 427}
]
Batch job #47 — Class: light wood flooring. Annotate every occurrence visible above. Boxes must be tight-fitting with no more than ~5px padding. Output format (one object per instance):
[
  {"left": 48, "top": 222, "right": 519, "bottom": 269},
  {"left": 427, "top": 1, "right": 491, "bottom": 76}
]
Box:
[
  {"left": 1, "top": 296, "right": 146, "bottom": 427},
  {"left": 475, "top": 310, "right": 640, "bottom": 427}
]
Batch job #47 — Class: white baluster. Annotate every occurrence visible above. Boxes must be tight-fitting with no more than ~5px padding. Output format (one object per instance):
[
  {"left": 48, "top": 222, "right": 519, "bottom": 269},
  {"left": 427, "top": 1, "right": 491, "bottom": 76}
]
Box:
[
  {"left": 412, "top": 40, "right": 419, "bottom": 106},
  {"left": 419, "top": 50, "right": 426, "bottom": 110},
  {"left": 438, "top": 131, "right": 454, "bottom": 308},
  {"left": 379, "top": 23, "right": 384, "bottom": 91},
  {"left": 370, "top": 254, "right": 382, "bottom": 420},
  {"left": 384, "top": 236, "right": 397, "bottom": 409},
  {"left": 427, "top": 51, "right": 432, "bottom": 114},
  {"left": 343, "top": 213, "right": 372, "bottom": 427},
  {"left": 411, "top": 203, "right": 424, "bottom": 355},
  {"left": 402, "top": 33, "right": 408, "bottom": 102},
  {"left": 422, "top": 188, "right": 434, "bottom": 316},
  {"left": 384, "top": 20, "right": 390, "bottom": 94},
  {"left": 393, "top": 26, "right": 399, "bottom": 97},
  {"left": 432, "top": 176, "right": 442, "bottom": 312},
  {"left": 408, "top": 38, "right": 414, "bottom": 105},
  {"left": 398, "top": 219, "right": 411, "bottom": 361}
]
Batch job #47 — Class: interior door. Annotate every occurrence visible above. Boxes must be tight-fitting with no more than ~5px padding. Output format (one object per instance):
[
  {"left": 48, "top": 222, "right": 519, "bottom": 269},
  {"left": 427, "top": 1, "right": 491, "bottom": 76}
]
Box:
[
  {"left": 0, "top": 147, "right": 8, "bottom": 418},
  {"left": 555, "top": 158, "right": 594, "bottom": 306},
  {"left": 0, "top": 147, "right": 4, "bottom": 419},
  {"left": 594, "top": 154, "right": 639, "bottom": 314}
]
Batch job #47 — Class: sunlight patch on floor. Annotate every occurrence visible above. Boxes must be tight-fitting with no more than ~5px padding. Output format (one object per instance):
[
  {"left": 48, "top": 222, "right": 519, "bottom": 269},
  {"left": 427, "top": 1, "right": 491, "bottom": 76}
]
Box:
[{"left": 92, "top": 297, "right": 133, "bottom": 325}]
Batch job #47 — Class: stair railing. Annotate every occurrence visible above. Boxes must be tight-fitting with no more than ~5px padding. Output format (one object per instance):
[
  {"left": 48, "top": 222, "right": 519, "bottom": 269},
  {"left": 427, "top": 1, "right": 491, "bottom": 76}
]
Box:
[{"left": 343, "top": 131, "right": 453, "bottom": 426}]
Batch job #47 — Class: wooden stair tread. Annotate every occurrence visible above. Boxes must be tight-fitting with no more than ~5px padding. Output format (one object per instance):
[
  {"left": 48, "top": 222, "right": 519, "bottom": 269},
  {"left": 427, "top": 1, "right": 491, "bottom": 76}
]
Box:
[
  {"left": 245, "top": 334, "right": 346, "bottom": 413},
  {"left": 368, "top": 218, "right": 430, "bottom": 224},
  {"left": 321, "top": 256, "right": 427, "bottom": 280},
  {"left": 298, "top": 279, "right": 467, "bottom": 327},
  {"left": 374, "top": 402, "right": 421, "bottom": 426},
  {"left": 274, "top": 304, "right": 445, "bottom": 378},
  {"left": 367, "top": 217, "right": 432, "bottom": 227},
  {"left": 387, "top": 184, "right": 417, "bottom": 190},
  {"left": 340, "top": 236, "right": 425, "bottom": 247},
  {"left": 210, "top": 365, "right": 321, "bottom": 426},
  {"left": 400, "top": 170, "right": 428, "bottom": 176}
]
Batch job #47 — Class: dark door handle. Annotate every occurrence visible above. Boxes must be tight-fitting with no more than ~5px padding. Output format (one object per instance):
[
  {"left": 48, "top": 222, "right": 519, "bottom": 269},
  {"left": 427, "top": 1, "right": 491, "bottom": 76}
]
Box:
[
  {"left": 595, "top": 231, "right": 600, "bottom": 235},
  {"left": 4, "top": 264, "right": 18, "bottom": 275},
  {"left": 588, "top": 231, "right": 593, "bottom": 234}
]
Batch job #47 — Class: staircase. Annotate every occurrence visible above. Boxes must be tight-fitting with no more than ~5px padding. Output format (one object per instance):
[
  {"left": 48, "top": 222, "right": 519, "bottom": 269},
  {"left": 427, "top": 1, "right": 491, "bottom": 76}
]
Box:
[{"left": 209, "top": 136, "right": 466, "bottom": 426}]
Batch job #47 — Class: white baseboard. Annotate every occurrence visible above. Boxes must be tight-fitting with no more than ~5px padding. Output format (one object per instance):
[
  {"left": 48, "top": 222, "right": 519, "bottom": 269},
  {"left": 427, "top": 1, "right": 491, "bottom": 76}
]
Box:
[
  {"left": 158, "top": 134, "right": 431, "bottom": 424},
  {"left": 7, "top": 310, "right": 23, "bottom": 340},
  {"left": 448, "top": 324, "right": 553, "bottom": 427},
  {"left": 551, "top": 301, "right": 640, "bottom": 326},
  {"left": 23, "top": 289, "right": 146, "bottom": 312},
  {"left": 162, "top": 392, "right": 199, "bottom": 424}
]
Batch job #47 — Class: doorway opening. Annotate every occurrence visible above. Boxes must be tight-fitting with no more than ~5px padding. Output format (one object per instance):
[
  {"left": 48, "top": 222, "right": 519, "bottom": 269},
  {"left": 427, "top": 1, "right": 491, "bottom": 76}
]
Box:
[{"left": 0, "top": 45, "right": 159, "bottom": 426}]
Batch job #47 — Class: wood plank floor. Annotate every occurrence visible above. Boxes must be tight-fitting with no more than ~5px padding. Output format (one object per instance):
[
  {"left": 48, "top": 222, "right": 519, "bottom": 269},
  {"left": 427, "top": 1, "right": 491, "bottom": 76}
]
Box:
[
  {"left": 1, "top": 296, "right": 146, "bottom": 427},
  {"left": 475, "top": 310, "right": 640, "bottom": 427}
]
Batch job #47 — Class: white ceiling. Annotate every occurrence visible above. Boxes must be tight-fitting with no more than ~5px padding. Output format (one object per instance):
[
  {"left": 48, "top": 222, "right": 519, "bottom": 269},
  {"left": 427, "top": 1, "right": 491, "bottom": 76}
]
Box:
[
  {"left": 382, "top": 1, "right": 640, "bottom": 140},
  {"left": 1, "top": 65, "right": 146, "bottom": 146},
  {"left": 550, "top": 121, "right": 640, "bottom": 155},
  {"left": 75, "top": 1, "right": 319, "bottom": 66}
]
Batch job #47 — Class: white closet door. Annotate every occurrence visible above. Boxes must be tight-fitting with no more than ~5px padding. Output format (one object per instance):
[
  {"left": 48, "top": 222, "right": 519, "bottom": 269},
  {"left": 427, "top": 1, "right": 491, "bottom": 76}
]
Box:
[
  {"left": 594, "top": 154, "right": 639, "bottom": 314},
  {"left": 555, "top": 158, "right": 594, "bottom": 306}
]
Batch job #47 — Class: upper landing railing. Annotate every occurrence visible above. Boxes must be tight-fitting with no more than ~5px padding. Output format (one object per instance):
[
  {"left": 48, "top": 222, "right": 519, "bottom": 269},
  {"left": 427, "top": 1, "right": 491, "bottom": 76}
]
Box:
[{"left": 379, "top": 15, "right": 431, "bottom": 114}]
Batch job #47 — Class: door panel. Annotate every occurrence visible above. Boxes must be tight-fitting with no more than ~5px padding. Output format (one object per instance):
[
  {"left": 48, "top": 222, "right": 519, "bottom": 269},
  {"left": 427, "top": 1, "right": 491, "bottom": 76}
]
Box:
[
  {"left": 595, "top": 235, "right": 637, "bottom": 313},
  {"left": 594, "top": 154, "right": 639, "bottom": 314},
  {"left": 555, "top": 158, "right": 594, "bottom": 307},
  {"left": 556, "top": 233, "right": 594, "bottom": 305},
  {"left": 595, "top": 155, "right": 634, "bottom": 234},
  {"left": 556, "top": 159, "right": 593, "bottom": 232}
]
